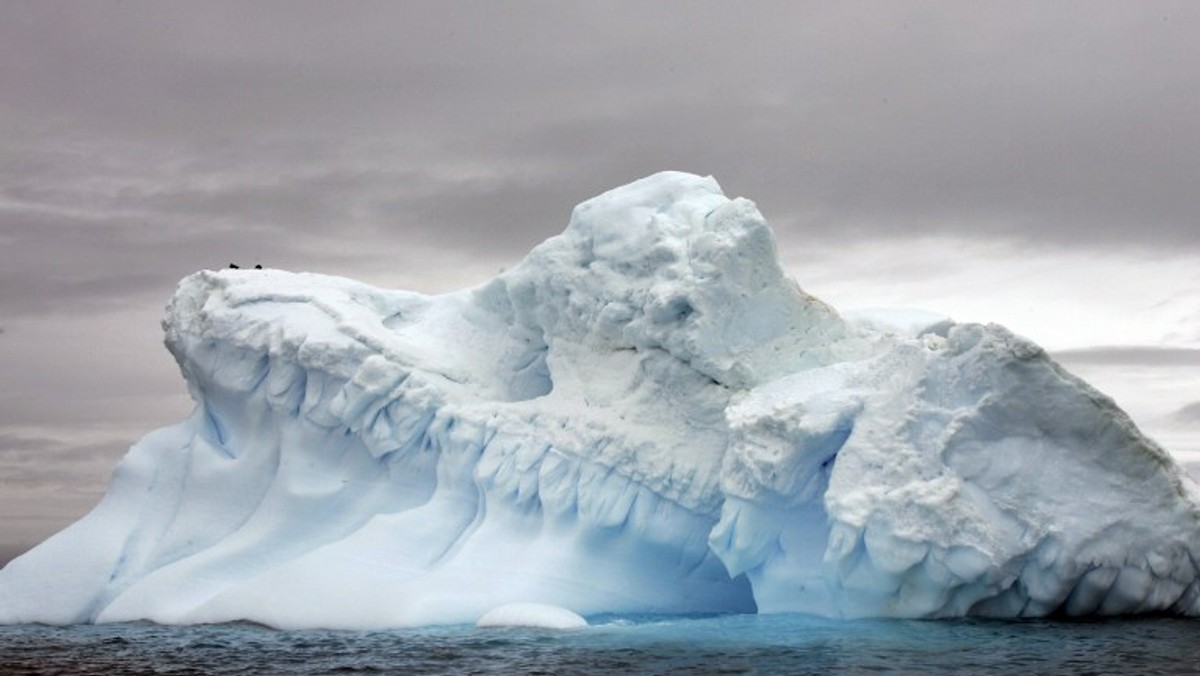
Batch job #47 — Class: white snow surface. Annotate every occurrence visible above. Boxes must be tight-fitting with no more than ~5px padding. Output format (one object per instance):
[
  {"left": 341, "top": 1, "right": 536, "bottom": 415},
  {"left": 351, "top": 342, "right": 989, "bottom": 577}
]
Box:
[{"left": 2, "top": 172, "right": 1199, "bottom": 628}]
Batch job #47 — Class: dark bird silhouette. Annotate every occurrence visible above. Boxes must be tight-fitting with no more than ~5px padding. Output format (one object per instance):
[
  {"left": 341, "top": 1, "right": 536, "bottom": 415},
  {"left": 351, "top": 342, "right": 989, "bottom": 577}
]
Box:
[{"left": 229, "top": 263, "right": 240, "bottom": 269}]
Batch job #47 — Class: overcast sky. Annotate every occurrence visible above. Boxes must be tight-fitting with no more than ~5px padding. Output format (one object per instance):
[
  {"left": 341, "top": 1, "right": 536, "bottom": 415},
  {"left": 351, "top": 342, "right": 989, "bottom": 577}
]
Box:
[{"left": 2, "top": 1, "right": 1199, "bottom": 561}]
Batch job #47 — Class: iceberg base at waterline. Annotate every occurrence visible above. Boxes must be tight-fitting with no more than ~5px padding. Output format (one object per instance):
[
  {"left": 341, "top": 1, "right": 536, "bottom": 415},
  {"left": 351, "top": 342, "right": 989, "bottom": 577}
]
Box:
[
  {"left": 476, "top": 603, "right": 588, "bottom": 630},
  {"left": 2, "top": 172, "right": 1198, "bottom": 628}
]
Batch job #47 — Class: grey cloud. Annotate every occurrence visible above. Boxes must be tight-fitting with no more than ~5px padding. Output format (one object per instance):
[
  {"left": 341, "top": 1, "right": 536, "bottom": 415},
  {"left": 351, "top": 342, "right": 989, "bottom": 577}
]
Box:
[
  {"left": 0, "top": 310, "right": 192, "bottom": 434},
  {"left": 4, "top": 1, "right": 1198, "bottom": 323},
  {"left": 375, "top": 172, "right": 585, "bottom": 259},
  {"left": 1167, "top": 402, "right": 1200, "bottom": 427},
  {"left": 0, "top": 430, "right": 136, "bottom": 551},
  {"left": 0, "top": 434, "right": 59, "bottom": 454},
  {"left": 0, "top": 128, "right": 591, "bottom": 319},
  {"left": 3, "top": 1, "right": 1198, "bottom": 254},
  {"left": 1051, "top": 346, "right": 1200, "bottom": 367},
  {"left": 0, "top": 204, "right": 255, "bottom": 317},
  {"left": 0, "top": 544, "right": 31, "bottom": 569},
  {"left": 0, "top": 141, "right": 435, "bottom": 318}
]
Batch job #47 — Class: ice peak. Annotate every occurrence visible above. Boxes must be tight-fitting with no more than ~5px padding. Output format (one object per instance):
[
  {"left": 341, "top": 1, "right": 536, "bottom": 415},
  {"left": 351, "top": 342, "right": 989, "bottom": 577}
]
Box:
[
  {"left": 563, "top": 171, "right": 726, "bottom": 240},
  {"left": 482, "top": 171, "right": 859, "bottom": 389}
]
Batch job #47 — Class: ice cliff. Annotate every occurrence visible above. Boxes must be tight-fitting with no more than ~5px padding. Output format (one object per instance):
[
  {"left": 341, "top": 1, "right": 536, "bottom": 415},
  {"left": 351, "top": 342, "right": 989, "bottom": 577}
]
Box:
[{"left": 3, "top": 172, "right": 1199, "bottom": 628}]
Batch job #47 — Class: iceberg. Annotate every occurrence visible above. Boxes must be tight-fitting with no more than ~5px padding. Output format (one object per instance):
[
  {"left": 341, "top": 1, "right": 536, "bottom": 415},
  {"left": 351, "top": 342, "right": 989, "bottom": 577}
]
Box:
[{"left": 2, "top": 172, "right": 1198, "bottom": 628}]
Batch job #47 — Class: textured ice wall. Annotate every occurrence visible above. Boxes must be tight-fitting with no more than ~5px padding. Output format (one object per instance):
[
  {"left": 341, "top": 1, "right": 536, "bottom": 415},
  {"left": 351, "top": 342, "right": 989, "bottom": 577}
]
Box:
[
  {"left": 712, "top": 322, "right": 1200, "bottom": 617},
  {"left": 2, "top": 172, "right": 1198, "bottom": 627}
]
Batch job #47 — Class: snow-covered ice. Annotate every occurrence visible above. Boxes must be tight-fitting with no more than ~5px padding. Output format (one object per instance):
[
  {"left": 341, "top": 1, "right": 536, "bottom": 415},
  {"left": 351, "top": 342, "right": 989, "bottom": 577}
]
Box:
[
  {"left": 476, "top": 603, "right": 587, "bottom": 629},
  {"left": 2, "top": 172, "right": 1198, "bottom": 628}
]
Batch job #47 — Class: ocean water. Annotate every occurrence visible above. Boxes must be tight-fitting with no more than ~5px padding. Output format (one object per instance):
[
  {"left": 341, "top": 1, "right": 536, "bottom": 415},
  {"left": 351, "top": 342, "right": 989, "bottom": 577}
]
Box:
[{"left": 2, "top": 614, "right": 1197, "bottom": 675}]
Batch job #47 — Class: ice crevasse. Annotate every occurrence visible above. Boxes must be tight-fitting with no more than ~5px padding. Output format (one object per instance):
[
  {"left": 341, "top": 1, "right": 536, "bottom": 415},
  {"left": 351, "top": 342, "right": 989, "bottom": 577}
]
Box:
[{"left": 3, "top": 171, "right": 1199, "bottom": 628}]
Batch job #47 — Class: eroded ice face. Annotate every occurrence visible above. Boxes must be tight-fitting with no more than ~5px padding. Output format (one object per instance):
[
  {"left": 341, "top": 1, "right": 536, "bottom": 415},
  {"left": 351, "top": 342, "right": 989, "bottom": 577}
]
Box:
[{"left": 2, "top": 172, "right": 1198, "bottom": 628}]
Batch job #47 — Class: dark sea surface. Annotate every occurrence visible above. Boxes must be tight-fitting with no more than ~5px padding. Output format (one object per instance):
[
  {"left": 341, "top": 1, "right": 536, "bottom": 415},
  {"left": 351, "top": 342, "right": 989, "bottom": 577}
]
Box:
[{"left": 2, "top": 614, "right": 1197, "bottom": 675}]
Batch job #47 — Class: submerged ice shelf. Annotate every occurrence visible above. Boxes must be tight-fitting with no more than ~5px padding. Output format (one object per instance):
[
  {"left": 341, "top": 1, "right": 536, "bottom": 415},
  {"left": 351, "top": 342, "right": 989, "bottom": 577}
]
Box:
[{"left": 2, "top": 172, "right": 1198, "bottom": 628}]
